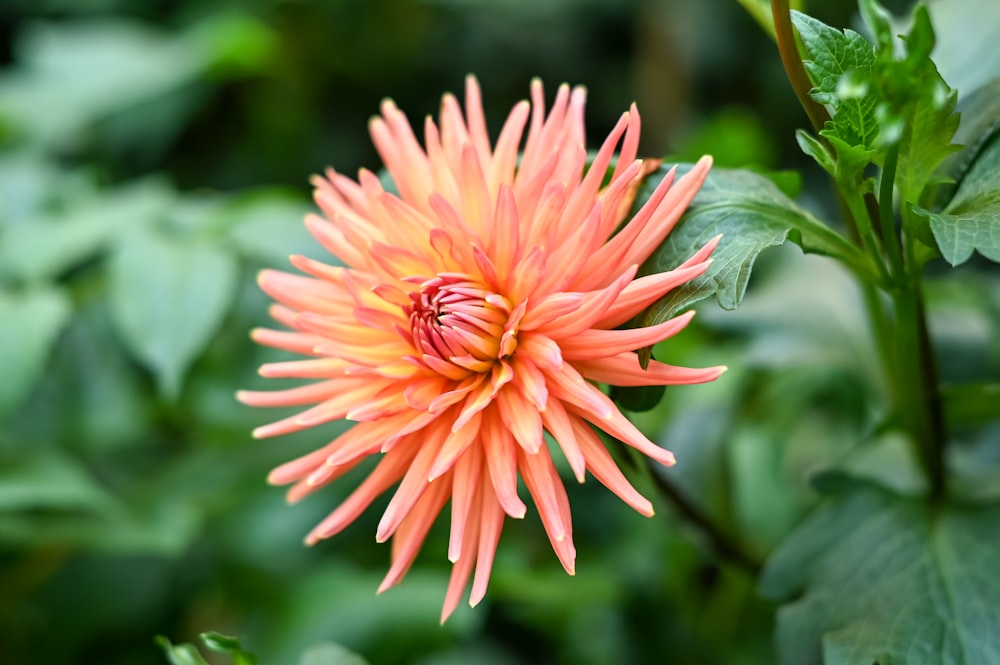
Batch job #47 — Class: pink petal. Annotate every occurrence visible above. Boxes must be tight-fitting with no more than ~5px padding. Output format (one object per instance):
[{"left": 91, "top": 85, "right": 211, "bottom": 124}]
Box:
[
  {"left": 518, "top": 445, "right": 575, "bottom": 575},
  {"left": 574, "top": 354, "right": 728, "bottom": 387},
  {"left": 558, "top": 310, "right": 696, "bottom": 361}
]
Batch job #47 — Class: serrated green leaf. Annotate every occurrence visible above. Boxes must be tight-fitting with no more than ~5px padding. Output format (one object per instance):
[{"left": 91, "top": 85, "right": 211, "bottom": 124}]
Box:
[
  {"left": 108, "top": 228, "right": 238, "bottom": 397},
  {"left": 761, "top": 478, "right": 1000, "bottom": 665},
  {"left": 916, "top": 135, "right": 1000, "bottom": 265},
  {"left": 637, "top": 165, "right": 870, "bottom": 339},
  {"left": 298, "top": 643, "right": 371, "bottom": 665},
  {"left": 857, "top": 0, "right": 893, "bottom": 50},
  {"left": 155, "top": 637, "right": 211, "bottom": 665},
  {"left": 937, "top": 77, "right": 1000, "bottom": 196},
  {"left": 0, "top": 179, "right": 174, "bottom": 283},
  {"left": 818, "top": 131, "right": 878, "bottom": 185},
  {"left": 0, "top": 287, "right": 71, "bottom": 412},
  {"left": 792, "top": 11, "right": 879, "bottom": 152},
  {"left": 889, "top": 5, "right": 961, "bottom": 207}
]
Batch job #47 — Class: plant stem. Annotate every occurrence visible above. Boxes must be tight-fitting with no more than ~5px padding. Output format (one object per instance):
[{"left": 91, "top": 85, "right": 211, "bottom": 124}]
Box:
[
  {"left": 878, "top": 144, "right": 906, "bottom": 281},
  {"left": 842, "top": 189, "right": 892, "bottom": 287},
  {"left": 891, "top": 281, "right": 946, "bottom": 500},
  {"left": 646, "top": 460, "right": 763, "bottom": 576},
  {"left": 771, "top": 0, "right": 830, "bottom": 133}
]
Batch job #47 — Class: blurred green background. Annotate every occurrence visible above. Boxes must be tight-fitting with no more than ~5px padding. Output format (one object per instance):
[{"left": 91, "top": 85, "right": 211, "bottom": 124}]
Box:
[{"left": 0, "top": 0, "right": 941, "bottom": 663}]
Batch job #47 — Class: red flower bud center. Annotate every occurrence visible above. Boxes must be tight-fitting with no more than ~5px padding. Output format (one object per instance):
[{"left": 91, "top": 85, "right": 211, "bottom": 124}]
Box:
[{"left": 406, "top": 274, "right": 522, "bottom": 373}]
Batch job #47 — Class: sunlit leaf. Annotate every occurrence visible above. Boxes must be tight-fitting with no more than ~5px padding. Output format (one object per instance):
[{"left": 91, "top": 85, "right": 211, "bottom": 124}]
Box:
[
  {"left": 108, "top": 228, "right": 238, "bottom": 397},
  {"left": 0, "top": 179, "right": 174, "bottom": 283},
  {"left": 155, "top": 637, "right": 211, "bottom": 665},
  {"left": 0, "top": 287, "right": 71, "bottom": 412},
  {"left": 222, "top": 189, "right": 321, "bottom": 266},
  {"left": 201, "top": 632, "right": 257, "bottom": 665}
]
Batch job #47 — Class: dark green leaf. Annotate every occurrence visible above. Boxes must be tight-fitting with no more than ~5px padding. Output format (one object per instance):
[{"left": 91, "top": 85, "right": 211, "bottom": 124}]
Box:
[
  {"left": 915, "top": 135, "right": 1000, "bottom": 265},
  {"left": 0, "top": 287, "right": 71, "bottom": 412},
  {"left": 608, "top": 384, "right": 665, "bottom": 413},
  {"left": 0, "top": 453, "right": 114, "bottom": 512},
  {"left": 298, "top": 643, "right": 371, "bottom": 665},
  {"left": 636, "top": 166, "right": 870, "bottom": 362},
  {"left": 108, "top": 228, "right": 238, "bottom": 397},
  {"left": 761, "top": 478, "right": 1000, "bottom": 665},
  {"left": 943, "top": 382, "right": 1000, "bottom": 428}
]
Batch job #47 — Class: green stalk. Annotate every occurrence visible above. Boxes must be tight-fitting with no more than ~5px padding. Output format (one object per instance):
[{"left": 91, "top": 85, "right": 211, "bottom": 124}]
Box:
[
  {"left": 891, "top": 286, "right": 946, "bottom": 500},
  {"left": 644, "top": 458, "right": 763, "bottom": 576},
  {"left": 878, "top": 143, "right": 906, "bottom": 281},
  {"left": 842, "top": 189, "right": 892, "bottom": 287},
  {"left": 771, "top": 0, "right": 831, "bottom": 134},
  {"left": 769, "top": 0, "right": 946, "bottom": 500}
]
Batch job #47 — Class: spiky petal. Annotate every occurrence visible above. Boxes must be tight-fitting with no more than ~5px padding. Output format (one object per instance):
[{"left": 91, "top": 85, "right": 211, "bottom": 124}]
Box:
[{"left": 240, "top": 76, "right": 724, "bottom": 622}]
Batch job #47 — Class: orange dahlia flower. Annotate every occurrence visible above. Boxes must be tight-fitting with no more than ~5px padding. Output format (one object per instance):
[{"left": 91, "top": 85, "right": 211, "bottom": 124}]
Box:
[{"left": 239, "top": 76, "right": 724, "bottom": 621}]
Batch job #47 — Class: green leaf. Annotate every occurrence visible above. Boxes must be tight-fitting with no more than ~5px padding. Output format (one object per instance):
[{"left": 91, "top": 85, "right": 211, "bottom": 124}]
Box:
[
  {"left": 200, "top": 632, "right": 257, "bottom": 665},
  {"left": 298, "top": 643, "right": 371, "bottom": 665},
  {"left": 108, "top": 228, "right": 238, "bottom": 397},
  {"left": 608, "top": 383, "right": 665, "bottom": 413},
  {"left": 792, "top": 11, "right": 879, "bottom": 153},
  {"left": 222, "top": 189, "right": 321, "bottom": 266},
  {"left": 0, "top": 179, "right": 174, "bottom": 283},
  {"left": 761, "top": 478, "right": 1000, "bottom": 665},
  {"left": 0, "top": 15, "right": 272, "bottom": 147},
  {"left": 883, "top": 5, "right": 961, "bottom": 208},
  {"left": 155, "top": 636, "right": 211, "bottom": 665},
  {"left": 795, "top": 130, "right": 836, "bottom": 176},
  {"left": 0, "top": 287, "right": 71, "bottom": 412},
  {"left": 857, "top": 0, "right": 893, "bottom": 50},
  {"left": 938, "top": 77, "right": 1000, "bottom": 198},
  {"left": 915, "top": 135, "right": 1000, "bottom": 265},
  {"left": 0, "top": 452, "right": 114, "bottom": 512},
  {"left": 942, "top": 382, "right": 1000, "bottom": 429},
  {"left": 0, "top": 21, "right": 205, "bottom": 146},
  {"left": 926, "top": 0, "right": 1000, "bottom": 99},
  {"left": 636, "top": 166, "right": 870, "bottom": 357}
]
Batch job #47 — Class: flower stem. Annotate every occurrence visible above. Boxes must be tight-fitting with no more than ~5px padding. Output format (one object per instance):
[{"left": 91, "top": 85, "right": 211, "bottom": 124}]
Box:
[
  {"left": 771, "top": 0, "right": 830, "bottom": 133},
  {"left": 878, "top": 143, "right": 906, "bottom": 281},
  {"left": 646, "top": 460, "right": 763, "bottom": 576},
  {"left": 842, "top": 189, "right": 892, "bottom": 287},
  {"left": 890, "top": 281, "right": 946, "bottom": 500}
]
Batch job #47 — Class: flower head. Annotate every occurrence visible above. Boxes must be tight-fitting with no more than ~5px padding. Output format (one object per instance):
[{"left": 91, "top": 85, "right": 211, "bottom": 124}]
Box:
[{"left": 239, "top": 76, "right": 724, "bottom": 621}]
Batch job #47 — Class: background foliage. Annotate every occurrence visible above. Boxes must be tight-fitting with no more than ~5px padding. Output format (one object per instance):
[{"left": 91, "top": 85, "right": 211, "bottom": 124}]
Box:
[{"left": 0, "top": 0, "right": 997, "bottom": 664}]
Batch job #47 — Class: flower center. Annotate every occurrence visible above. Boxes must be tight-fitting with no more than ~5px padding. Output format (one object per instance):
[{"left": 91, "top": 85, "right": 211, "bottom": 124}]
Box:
[{"left": 406, "top": 274, "right": 522, "bottom": 374}]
